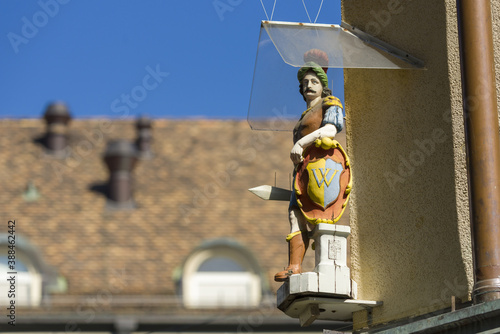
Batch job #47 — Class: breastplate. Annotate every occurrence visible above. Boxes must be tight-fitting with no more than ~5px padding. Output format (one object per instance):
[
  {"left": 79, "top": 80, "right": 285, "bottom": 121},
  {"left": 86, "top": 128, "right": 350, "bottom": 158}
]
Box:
[{"left": 293, "top": 103, "right": 323, "bottom": 144}]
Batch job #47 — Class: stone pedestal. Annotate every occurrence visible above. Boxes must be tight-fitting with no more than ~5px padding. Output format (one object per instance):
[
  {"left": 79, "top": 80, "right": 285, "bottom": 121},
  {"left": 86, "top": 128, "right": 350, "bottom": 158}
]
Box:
[
  {"left": 278, "top": 223, "right": 353, "bottom": 299},
  {"left": 277, "top": 224, "right": 382, "bottom": 325},
  {"left": 277, "top": 224, "right": 354, "bottom": 305},
  {"left": 313, "top": 223, "right": 351, "bottom": 296}
]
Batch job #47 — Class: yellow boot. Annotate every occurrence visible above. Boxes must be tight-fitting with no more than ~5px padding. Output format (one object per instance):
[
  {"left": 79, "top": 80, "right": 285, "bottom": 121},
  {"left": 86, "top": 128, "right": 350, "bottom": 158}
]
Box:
[{"left": 274, "top": 232, "right": 309, "bottom": 282}]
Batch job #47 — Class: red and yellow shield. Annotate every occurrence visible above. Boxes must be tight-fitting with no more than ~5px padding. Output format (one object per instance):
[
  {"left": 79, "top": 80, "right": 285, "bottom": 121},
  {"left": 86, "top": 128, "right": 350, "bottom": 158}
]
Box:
[{"left": 294, "top": 138, "right": 352, "bottom": 224}]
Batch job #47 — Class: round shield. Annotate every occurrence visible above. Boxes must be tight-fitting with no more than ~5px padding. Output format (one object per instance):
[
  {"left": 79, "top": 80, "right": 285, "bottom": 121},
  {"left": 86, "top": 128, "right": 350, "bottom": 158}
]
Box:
[{"left": 294, "top": 138, "right": 352, "bottom": 224}]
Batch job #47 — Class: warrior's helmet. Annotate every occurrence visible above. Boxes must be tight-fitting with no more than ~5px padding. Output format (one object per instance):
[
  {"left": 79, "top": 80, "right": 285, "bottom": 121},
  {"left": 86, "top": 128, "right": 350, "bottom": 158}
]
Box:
[{"left": 297, "top": 49, "right": 331, "bottom": 99}]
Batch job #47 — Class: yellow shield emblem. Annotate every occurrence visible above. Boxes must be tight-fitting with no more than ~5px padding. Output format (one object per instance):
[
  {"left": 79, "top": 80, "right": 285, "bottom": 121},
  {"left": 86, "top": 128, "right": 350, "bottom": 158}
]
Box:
[{"left": 306, "top": 158, "right": 344, "bottom": 210}]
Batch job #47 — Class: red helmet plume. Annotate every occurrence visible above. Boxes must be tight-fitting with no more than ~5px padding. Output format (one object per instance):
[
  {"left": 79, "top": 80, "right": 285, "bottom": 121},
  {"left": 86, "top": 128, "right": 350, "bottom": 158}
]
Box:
[{"left": 303, "top": 49, "right": 329, "bottom": 74}]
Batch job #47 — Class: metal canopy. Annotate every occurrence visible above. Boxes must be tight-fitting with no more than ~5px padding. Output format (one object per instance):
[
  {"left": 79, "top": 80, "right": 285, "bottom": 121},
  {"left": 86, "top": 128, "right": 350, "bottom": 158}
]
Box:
[
  {"left": 247, "top": 21, "right": 424, "bottom": 132},
  {"left": 263, "top": 20, "right": 424, "bottom": 69}
]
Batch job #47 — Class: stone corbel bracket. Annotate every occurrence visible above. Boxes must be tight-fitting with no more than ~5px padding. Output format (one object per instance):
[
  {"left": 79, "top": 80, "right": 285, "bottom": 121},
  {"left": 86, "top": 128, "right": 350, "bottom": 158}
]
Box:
[{"left": 278, "top": 294, "right": 382, "bottom": 327}]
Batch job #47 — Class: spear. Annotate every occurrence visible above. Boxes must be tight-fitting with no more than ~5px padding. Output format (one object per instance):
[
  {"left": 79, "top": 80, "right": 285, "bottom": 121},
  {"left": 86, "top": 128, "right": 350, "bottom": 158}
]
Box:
[{"left": 248, "top": 185, "right": 291, "bottom": 201}]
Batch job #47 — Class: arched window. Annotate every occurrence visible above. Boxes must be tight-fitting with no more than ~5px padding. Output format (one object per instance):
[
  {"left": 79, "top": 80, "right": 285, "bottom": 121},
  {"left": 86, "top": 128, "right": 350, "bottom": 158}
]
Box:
[
  {"left": 182, "top": 239, "right": 264, "bottom": 308},
  {"left": 0, "top": 254, "right": 42, "bottom": 307},
  {"left": 0, "top": 234, "right": 60, "bottom": 307}
]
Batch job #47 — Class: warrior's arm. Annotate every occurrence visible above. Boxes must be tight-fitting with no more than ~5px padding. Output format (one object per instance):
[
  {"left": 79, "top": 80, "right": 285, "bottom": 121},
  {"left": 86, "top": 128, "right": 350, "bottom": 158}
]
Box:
[
  {"left": 291, "top": 97, "right": 344, "bottom": 165},
  {"left": 322, "top": 105, "right": 344, "bottom": 132},
  {"left": 290, "top": 124, "right": 338, "bottom": 165}
]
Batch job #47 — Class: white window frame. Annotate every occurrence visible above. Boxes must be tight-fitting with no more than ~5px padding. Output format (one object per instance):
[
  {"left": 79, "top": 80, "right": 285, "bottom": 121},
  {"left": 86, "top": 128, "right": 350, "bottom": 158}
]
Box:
[
  {"left": 182, "top": 245, "right": 262, "bottom": 309},
  {"left": 0, "top": 252, "right": 42, "bottom": 307}
]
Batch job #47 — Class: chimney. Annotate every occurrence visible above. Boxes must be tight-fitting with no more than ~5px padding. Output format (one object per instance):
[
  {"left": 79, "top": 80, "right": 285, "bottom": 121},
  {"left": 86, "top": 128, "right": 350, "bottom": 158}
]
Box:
[
  {"left": 43, "top": 102, "right": 71, "bottom": 155},
  {"left": 135, "top": 116, "right": 153, "bottom": 159},
  {"left": 103, "top": 140, "right": 138, "bottom": 207}
]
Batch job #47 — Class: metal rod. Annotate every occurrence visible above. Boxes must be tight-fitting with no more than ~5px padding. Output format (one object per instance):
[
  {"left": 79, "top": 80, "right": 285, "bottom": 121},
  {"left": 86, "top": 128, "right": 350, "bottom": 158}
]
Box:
[
  {"left": 340, "top": 22, "right": 425, "bottom": 69},
  {"left": 457, "top": 0, "right": 500, "bottom": 303}
]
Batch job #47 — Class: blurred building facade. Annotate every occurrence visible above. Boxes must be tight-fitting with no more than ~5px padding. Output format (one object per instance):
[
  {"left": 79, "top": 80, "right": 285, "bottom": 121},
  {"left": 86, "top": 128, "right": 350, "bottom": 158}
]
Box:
[{"left": 0, "top": 115, "right": 350, "bottom": 332}]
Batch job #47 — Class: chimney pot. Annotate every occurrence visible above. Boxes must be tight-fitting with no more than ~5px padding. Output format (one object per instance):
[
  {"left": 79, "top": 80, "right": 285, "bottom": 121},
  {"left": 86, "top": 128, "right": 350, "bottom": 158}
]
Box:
[
  {"left": 43, "top": 102, "right": 71, "bottom": 154},
  {"left": 135, "top": 116, "right": 153, "bottom": 159},
  {"left": 104, "top": 140, "right": 138, "bottom": 206}
]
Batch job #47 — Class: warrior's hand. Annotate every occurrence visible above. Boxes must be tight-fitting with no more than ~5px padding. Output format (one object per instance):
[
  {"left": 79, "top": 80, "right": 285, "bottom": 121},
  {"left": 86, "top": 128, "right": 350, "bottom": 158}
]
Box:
[{"left": 290, "top": 142, "right": 304, "bottom": 165}]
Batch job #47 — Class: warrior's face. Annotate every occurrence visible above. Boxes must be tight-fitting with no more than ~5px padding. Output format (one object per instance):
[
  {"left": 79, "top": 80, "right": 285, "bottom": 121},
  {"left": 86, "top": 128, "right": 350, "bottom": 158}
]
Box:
[{"left": 301, "top": 71, "right": 323, "bottom": 103}]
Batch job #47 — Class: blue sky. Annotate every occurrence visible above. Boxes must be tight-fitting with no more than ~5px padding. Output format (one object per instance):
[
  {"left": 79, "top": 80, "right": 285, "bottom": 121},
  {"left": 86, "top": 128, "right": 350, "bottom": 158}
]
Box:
[{"left": 1, "top": 0, "right": 342, "bottom": 119}]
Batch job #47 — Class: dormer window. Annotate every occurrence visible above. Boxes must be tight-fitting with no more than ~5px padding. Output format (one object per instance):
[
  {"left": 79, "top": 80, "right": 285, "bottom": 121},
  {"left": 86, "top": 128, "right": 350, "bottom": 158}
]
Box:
[{"left": 181, "top": 240, "right": 264, "bottom": 309}]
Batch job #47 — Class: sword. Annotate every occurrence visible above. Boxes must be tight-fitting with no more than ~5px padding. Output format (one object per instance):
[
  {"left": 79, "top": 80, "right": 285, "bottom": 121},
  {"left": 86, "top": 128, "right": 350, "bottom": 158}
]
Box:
[{"left": 248, "top": 185, "right": 292, "bottom": 201}]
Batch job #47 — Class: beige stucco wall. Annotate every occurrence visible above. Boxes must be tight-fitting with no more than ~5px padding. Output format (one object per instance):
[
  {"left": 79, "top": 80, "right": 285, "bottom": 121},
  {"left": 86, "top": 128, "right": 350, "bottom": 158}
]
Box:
[{"left": 341, "top": 0, "right": 500, "bottom": 329}]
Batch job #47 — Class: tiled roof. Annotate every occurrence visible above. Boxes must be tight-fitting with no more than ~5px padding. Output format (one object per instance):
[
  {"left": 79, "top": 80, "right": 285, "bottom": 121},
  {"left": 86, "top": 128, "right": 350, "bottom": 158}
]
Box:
[
  {"left": 0, "top": 117, "right": 349, "bottom": 330},
  {"left": 1, "top": 118, "right": 340, "bottom": 296}
]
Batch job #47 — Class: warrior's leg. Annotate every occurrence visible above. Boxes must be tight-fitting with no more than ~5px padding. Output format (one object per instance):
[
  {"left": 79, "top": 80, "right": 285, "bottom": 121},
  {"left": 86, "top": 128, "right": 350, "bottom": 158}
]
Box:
[{"left": 274, "top": 207, "right": 310, "bottom": 282}]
